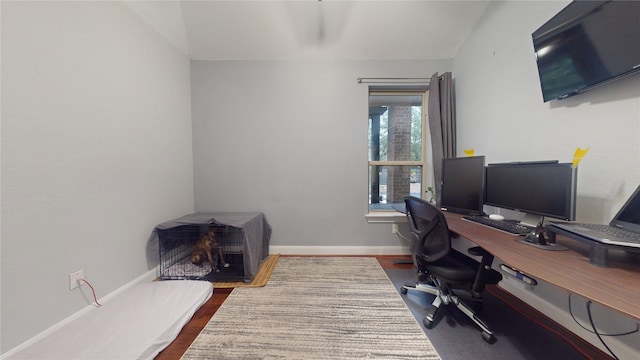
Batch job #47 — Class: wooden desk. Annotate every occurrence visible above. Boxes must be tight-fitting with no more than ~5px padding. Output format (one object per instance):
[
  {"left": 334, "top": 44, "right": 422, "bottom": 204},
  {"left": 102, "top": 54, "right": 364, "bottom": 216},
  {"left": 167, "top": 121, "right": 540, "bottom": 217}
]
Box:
[{"left": 444, "top": 212, "right": 640, "bottom": 321}]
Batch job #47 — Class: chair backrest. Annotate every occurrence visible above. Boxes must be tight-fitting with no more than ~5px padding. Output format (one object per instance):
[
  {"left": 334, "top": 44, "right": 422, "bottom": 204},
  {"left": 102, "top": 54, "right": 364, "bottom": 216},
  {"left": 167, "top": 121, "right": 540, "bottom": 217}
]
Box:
[{"left": 404, "top": 196, "right": 451, "bottom": 262}]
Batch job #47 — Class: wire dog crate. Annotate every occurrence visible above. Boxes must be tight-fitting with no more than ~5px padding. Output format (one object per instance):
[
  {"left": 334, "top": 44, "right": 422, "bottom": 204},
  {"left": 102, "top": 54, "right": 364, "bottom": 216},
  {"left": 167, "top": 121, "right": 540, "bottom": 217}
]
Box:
[{"left": 158, "top": 224, "right": 244, "bottom": 281}]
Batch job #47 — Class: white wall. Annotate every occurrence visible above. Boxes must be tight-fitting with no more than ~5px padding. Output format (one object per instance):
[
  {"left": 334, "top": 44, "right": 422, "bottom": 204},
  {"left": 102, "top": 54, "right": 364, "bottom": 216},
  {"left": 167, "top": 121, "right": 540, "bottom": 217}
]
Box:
[
  {"left": 190, "top": 59, "right": 451, "bottom": 250},
  {"left": 454, "top": 0, "right": 640, "bottom": 223},
  {"left": 1, "top": 2, "right": 194, "bottom": 353},
  {"left": 453, "top": 1, "right": 640, "bottom": 358}
]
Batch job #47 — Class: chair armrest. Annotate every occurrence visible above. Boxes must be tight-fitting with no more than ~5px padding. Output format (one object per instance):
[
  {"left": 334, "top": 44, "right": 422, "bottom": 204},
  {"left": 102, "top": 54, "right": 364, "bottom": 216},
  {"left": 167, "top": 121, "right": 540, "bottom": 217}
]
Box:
[
  {"left": 468, "top": 246, "right": 501, "bottom": 296},
  {"left": 468, "top": 246, "right": 496, "bottom": 268},
  {"left": 467, "top": 246, "right": 489, "bottom": 257}
]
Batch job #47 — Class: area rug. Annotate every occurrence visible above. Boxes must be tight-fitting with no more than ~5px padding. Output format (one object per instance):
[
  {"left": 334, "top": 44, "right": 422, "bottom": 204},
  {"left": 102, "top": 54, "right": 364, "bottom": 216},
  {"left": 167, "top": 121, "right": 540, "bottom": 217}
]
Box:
[
  {"left": 181, "top": 257, "right": 441, "bottom": 359},
  {"left": 213, "top": 254, "right": 279, "bottom": 288}
]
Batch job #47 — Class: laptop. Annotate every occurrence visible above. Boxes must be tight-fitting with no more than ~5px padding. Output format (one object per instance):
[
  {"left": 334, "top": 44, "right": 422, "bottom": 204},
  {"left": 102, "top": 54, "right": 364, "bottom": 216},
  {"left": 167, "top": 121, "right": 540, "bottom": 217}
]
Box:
[{"left": 548, "top": 185, "right": 640, "bottom": 248}]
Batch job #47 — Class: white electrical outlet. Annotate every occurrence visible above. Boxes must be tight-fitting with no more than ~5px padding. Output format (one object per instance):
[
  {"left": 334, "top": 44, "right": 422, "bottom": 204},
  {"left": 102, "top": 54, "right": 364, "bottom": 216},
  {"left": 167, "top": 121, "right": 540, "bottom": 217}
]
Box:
[
  {"left": 392, "top": 224, "right": 399, "bottom": 234},
  {"left": 69, "top": 270, "right": 84, "bottom": 290}
]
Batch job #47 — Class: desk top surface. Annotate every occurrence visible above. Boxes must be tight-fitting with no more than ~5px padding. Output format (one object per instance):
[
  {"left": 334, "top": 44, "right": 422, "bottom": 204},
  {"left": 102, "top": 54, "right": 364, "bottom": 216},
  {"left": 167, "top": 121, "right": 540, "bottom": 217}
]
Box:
[{"left": 443, "top": 212, "right": 640, "bottom": 321}]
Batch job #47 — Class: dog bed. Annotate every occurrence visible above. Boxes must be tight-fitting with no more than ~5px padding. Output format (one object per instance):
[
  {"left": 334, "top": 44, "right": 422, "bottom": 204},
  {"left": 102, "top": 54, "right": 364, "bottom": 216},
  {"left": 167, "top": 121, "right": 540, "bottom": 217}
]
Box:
[{"left": 7, "top": 280, "right": 212, "bottom": 360}]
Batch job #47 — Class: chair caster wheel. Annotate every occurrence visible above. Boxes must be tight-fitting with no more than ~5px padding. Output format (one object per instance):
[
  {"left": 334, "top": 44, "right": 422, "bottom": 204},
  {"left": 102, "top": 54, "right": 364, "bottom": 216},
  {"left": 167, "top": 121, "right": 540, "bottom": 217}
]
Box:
[
  {"left": 481, "top": 331, "right": 496, "bottom": 344},
  {"left": 400, "top": 287, "right": 408, "bottom": 295},
  {"left": 423, "top": 316, "right": 434, "bottom": 329}
]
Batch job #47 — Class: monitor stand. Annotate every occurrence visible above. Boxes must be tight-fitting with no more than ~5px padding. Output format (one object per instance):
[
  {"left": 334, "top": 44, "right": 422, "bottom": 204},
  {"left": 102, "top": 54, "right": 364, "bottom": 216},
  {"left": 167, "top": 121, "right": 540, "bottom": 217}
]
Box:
[
  {"left": 519, "top": 213, "right": 543, "bottom": 228},
  {"left": 516, "top": 227, "right": 569, "bottom": 251}
]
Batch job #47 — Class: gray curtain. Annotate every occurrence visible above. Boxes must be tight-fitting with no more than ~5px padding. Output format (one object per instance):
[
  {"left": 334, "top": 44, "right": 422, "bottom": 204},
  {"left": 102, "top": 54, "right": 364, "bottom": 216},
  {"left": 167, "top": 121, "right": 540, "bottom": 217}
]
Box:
[{"left": 428, "top": 72, "right": 456, "bottom": 206}]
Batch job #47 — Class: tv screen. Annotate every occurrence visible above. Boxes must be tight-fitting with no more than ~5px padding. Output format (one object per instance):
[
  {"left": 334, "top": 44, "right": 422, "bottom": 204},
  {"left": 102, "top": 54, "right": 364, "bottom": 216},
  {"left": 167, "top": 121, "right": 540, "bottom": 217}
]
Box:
[
  {"left": 440, "top": 156, "right": 485, "bottom": 215},
  {"left": 484, "top": 162, "right": 577, "bottom": 221},
  {"left": 532, "top": 1, "right": 640, "bottom": 102}
]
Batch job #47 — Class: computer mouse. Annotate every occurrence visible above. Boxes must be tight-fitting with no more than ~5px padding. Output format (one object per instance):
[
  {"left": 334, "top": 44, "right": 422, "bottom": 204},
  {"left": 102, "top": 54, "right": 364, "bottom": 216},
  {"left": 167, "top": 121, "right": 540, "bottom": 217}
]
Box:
[{"left": 489, "top": 214, "right": 505, "bottom": 221}]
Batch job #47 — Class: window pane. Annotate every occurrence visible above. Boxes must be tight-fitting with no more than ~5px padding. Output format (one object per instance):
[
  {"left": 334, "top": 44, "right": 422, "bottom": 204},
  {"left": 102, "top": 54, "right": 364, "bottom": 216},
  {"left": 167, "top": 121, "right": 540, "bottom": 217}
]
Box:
[
  {"left": 368, "top": 95, "right": 422, "bottom": 162},
  {"left": 369, "top": 165, "right": 422, "bottom": 210}
]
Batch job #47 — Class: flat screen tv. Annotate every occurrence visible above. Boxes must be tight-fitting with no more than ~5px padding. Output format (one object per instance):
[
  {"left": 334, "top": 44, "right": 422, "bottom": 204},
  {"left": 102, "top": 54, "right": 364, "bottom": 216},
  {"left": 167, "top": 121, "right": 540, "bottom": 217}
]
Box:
[
  {"left": 532, "top": 1, "right": 640, "bottom": 102},
  {"left": 440, "top": 156, "right": 485, "bottom": 215}
]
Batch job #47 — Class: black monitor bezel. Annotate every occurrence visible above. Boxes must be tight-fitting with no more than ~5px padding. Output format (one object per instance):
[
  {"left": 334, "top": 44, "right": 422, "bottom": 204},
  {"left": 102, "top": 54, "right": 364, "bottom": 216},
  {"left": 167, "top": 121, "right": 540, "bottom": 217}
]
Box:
[
  {"left": 484, "top": 162, "right": 577, "bottom": 221},
  {"left": 440, "top": 156, "right": 485, "bottom": 216}
]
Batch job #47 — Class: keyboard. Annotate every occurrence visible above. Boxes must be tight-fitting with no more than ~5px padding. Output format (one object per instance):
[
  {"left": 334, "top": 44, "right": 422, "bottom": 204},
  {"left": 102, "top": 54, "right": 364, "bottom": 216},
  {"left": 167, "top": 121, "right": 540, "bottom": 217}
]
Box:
[
  {"left": 573, "top": 223, "right": 640, "bottom": 244},
  {"left": 463, "top": 215, "right": 533, "bottom": 235}
]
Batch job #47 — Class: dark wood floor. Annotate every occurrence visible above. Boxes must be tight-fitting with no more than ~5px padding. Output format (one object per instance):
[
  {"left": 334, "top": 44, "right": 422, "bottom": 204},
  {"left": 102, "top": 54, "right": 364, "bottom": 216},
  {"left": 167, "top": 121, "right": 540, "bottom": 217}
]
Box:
[{"left": 155, "top": 255, "right": 609, "bottom": 360}]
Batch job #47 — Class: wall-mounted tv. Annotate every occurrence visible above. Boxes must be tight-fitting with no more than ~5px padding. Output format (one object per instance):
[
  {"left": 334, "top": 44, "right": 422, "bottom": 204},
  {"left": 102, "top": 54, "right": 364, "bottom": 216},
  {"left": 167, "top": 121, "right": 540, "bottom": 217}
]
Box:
[{"left": 532, "top": 1, "right": 640, "bottom": 102}]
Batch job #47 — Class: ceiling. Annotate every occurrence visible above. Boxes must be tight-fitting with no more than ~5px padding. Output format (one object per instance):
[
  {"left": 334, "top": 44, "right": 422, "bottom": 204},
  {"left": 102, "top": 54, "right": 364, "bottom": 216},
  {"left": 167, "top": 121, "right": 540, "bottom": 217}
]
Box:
[{"left": 125, "top": 0, "right": 491, "bottom": 61}]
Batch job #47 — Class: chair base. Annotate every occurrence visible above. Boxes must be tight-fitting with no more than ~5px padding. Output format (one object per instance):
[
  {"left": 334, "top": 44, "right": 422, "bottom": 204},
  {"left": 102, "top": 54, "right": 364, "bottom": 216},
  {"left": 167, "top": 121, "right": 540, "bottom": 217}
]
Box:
[{"left": 401, "top": 282, "right": 497, "bottom": 344}]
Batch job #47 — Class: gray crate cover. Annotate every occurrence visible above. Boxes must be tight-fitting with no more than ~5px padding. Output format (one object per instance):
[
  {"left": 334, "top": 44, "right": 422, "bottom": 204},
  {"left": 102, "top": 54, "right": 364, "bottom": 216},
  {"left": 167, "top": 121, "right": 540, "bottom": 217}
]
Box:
[{"left": 148, "top": 212, "right": 271, "bottom": 283}]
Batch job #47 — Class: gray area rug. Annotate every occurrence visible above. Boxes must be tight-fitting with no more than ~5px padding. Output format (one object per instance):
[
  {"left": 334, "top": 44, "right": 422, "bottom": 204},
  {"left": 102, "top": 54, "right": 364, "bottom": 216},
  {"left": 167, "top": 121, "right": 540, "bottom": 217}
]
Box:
[{"left": 181, "top": 257, "right": 441, "bottom": 359}]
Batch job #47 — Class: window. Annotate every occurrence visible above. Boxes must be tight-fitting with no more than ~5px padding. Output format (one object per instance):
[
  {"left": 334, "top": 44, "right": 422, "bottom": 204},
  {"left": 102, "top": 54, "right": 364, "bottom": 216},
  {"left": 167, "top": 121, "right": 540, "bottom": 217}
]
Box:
[{"left": 368, "top": 91, "right": 429, "bottom": 213}]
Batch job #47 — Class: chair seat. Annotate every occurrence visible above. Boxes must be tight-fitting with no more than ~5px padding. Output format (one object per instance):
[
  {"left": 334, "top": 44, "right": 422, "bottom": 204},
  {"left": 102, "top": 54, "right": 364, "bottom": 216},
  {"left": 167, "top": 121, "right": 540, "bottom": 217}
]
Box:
[{"left": 422, "top": 249, "right": 479, "bottom": 283}]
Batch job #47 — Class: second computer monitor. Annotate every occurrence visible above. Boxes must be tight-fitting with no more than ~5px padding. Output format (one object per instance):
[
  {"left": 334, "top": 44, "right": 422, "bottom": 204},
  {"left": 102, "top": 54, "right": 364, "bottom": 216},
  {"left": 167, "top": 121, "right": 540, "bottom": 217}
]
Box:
[{"left": 484, "top": 161, "right": 577, "bottom": 224}]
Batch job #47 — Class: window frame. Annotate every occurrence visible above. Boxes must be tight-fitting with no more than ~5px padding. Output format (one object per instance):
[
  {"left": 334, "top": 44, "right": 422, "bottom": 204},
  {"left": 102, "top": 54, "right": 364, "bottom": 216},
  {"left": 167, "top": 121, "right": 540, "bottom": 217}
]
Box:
[{"left": 366, "top": 89, "right": 430, "bottom": 222}]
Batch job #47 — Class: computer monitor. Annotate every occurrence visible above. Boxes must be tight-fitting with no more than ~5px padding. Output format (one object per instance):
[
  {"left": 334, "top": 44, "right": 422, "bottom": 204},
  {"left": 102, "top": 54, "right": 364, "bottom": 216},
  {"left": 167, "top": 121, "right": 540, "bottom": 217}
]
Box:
[
  {"left": 440, "top": 156, "right": 485, "bottom": 215},
  {"left": 484, "top": 161, "right": 577, "bottom": 227}
]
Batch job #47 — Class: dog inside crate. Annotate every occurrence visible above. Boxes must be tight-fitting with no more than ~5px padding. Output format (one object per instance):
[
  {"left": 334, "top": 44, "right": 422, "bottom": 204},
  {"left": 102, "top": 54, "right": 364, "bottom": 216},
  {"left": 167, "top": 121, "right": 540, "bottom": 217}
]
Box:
[
  {"left": 191, "top": 227, "right": 229, "bottom": 271},
  {"left": 159, "top": 224, "right": 244, "bottom": 281}
]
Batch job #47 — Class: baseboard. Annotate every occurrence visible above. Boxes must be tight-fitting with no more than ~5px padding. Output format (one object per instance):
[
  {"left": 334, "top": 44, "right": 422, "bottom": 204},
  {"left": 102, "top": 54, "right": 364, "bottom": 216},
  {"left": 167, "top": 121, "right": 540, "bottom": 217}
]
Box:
[
  {"left": 269, "top": 245, "right": 410, "bottom": 255},
  {"left": 1, "top": 268, "right": 158, "bottom": 359}
]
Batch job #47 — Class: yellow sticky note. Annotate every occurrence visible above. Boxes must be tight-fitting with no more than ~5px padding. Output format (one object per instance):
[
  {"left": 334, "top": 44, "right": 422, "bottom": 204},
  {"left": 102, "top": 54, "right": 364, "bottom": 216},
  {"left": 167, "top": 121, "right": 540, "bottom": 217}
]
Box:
[
  {"left": 463, "top": 149, "right": 475, "bottom": 157},
  {"left": 572, "top": 147, "right": 590, "bottom": 168}
]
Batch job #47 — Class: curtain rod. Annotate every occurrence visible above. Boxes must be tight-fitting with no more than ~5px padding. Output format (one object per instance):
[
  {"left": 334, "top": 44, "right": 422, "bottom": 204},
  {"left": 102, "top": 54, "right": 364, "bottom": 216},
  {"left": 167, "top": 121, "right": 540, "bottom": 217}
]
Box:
[{"left": 357, "top": 77, "right": 431, "bottom": 84}]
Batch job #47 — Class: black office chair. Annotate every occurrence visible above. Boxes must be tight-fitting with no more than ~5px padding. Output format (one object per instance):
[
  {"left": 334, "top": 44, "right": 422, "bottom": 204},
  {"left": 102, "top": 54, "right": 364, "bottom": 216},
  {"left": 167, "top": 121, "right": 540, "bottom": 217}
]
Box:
[{"left": 400, "top": 196, "right": 502, "bottom": 343}]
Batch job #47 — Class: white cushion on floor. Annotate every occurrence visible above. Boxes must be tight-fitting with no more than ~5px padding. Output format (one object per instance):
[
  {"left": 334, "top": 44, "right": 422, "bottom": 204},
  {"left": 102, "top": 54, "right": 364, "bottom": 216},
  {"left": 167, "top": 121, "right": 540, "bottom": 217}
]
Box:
[{"left": 7, "top": 280, "right": 213, "bottom": 360}]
